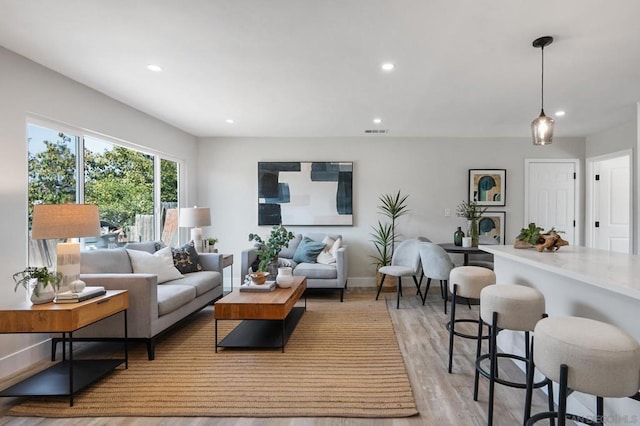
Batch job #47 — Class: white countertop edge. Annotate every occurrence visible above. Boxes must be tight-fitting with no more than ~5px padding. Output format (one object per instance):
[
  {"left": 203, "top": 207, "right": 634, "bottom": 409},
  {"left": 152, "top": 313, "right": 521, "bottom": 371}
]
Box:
[{"left": 480, "top": 245, "right": 640, "bottom": 300}]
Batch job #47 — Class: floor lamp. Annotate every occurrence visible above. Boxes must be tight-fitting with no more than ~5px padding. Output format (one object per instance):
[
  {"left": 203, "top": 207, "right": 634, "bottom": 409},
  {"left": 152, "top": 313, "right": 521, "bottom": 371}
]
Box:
[
  {"left": 179, "top": 207, "right": 211, "bottom": 252},
  {"left": 31, "top": 204, "right": 101, "bottom": 293}
]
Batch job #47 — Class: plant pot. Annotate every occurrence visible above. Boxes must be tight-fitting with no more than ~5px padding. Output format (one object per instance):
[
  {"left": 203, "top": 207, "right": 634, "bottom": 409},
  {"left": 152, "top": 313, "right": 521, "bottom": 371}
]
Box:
[{"left": 31, "top": 280, "right": 55, "bottom": 304}]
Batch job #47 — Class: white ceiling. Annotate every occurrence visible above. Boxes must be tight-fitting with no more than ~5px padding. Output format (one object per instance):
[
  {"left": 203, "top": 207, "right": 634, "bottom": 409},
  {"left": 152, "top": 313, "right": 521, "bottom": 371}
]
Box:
[{"left": 2, "top": 0, "right": 640, "bottom": 139}]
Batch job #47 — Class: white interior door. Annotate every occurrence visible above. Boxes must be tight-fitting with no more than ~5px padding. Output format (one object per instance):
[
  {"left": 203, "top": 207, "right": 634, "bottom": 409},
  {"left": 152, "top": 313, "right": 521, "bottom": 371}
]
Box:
[
  {"left": 524, "top": 160, "right": 578, "bottom": 245},
  {"left": 587, "top": 151, "right": 632, "bottom": 253}
]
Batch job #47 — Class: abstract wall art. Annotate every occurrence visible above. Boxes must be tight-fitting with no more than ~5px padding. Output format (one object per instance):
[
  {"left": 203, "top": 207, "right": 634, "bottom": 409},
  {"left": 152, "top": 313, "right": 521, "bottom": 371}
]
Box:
[
  {"left": 468, "top": 169, "right": 506, "bottom": 206},
  {"left": 258, "top": 161, "right": 353, "bottom": 226},
  {"left": 477, "top": 211, "right": 505, "bottom": 245}
]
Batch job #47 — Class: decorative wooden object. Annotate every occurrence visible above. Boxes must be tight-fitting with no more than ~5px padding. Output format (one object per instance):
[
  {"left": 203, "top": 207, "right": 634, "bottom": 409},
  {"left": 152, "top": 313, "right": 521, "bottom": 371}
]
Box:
[{"left": 514, "top": 230, "right": 569, "bottom": 252}]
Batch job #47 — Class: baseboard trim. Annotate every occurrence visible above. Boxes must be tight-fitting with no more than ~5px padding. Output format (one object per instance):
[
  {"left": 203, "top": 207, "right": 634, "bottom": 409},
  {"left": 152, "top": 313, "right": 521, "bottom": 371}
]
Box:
[{"left": 0, "top": 335, "right": 50, "bottom": 381}]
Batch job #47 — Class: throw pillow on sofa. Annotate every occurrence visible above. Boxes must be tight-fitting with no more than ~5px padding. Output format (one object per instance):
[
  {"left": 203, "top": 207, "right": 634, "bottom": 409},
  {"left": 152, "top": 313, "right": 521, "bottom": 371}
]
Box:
[
  {"left": 293, "top": 236, "right": 326, "bottom": 263},
  {"left": 171, "top": 243, "right": 202, "bottom": 273},
  {"left": 127, "top": 246, "right": 183, "bottom": 283},
  {"left": 317, "top": 236, "right": 342, "bottom": 265}
]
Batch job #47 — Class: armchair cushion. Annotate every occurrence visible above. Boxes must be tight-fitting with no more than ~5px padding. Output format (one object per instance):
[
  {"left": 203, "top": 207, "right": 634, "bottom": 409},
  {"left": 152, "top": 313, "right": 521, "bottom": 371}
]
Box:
[
  {"left": 293, "top": 236, "right": 326, "bottom": 263},
  {"left": 278, "top": 233, "right": 302, "bottom": 259},
  {"left": 317, "top": 236, "right": 342, "bottom": 265}
]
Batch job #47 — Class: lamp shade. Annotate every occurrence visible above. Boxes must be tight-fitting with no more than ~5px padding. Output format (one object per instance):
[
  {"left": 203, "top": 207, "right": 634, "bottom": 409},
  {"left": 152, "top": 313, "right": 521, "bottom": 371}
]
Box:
[
  {"left": 31, "top": 204, "right": 101, "bottom": 240},
  {"left": 179, "top": 207, "right": 211, "bottom": 227}
]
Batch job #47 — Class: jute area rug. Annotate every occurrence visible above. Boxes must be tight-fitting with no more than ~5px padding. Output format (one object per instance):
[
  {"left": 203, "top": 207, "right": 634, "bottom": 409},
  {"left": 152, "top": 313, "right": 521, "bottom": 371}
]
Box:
[{"left": 8, "top": 293, "right": 418, "bottom": 418}]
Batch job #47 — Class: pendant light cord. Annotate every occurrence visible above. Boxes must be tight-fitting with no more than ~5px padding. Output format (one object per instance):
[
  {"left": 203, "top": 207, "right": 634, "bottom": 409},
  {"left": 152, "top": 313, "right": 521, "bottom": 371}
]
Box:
[{"left": 540, "top": 45, "right": 545, "bottom": 112}]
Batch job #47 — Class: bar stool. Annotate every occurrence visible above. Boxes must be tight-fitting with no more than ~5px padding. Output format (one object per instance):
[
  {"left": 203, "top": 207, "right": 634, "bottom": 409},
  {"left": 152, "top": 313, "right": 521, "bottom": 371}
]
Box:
[
  {"left": 447, "top": 266, "right": 495, "bottom": 374},
  {"left": 474, "top": 284, "right": 553, "bottom": 426},
  {"left": 525, "top": 317, "right": 640, "bottom": 426}
]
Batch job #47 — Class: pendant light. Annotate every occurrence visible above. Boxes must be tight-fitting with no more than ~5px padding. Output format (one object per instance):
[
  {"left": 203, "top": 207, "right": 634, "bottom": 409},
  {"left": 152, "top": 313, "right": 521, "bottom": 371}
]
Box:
[{"left": 531, "top": 36, "right": 554, "bottom": 146}]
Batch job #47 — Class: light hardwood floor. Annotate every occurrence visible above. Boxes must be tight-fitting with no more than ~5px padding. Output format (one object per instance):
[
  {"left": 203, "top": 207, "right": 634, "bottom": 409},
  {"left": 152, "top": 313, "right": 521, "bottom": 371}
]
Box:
[{"left": 0, "top": 287, "right": 564, "bottom": 425}]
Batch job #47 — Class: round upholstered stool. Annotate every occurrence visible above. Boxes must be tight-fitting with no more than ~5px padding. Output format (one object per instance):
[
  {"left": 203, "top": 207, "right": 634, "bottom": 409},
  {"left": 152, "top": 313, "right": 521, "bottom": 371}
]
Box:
[
  {"left": 525, "top": 317, "right": 640, "bottom": 426},
  {"left": 447, "top": 266, "right": 496, "bottom": 374},
  {"left": 473, "top": 284, "right": 552, "bottom": 426}
]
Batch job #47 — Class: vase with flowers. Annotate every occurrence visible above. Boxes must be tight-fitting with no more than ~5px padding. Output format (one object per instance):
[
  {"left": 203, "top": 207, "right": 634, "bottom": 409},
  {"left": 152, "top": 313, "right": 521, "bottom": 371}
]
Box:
[{"left": 456, "top": 200, "right": 487, "bottom": 247}]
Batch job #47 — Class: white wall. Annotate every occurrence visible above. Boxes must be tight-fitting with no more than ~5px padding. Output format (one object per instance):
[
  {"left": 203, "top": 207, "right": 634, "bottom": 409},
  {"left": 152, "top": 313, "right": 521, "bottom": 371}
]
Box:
[
  {"left": 0, "top": 47, "right": 198, "bottom": 379},
  {"left": 586, "top": 118, "right": 639, "bottom": 253},
  {"left": 197, "top": 136, "right": 585, "bottom": 285}
]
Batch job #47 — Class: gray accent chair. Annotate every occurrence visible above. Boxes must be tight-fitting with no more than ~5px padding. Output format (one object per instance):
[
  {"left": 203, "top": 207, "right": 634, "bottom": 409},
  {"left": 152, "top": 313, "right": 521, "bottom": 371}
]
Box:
[
  {"left": 418, "top": 242, "right": 455, "bottom": 312},
  {"left": 375, "top": 238, "right": 423, "bottom": 309},
  {"left": 240, "top": 233, "right": 348, "bottom": 301}
]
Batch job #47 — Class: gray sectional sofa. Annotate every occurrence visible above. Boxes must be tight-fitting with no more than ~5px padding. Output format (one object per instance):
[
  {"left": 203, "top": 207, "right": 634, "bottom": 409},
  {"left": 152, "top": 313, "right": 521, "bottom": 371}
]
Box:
[
  {"left": 241, "top": 233, "right": 348, "bottom": 301},
  {"left": 62, "top": 241, "right": 223, "bottom": 360}
]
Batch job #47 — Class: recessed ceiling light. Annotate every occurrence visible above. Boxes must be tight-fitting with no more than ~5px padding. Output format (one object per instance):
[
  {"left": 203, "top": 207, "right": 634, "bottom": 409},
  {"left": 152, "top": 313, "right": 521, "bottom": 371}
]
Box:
[
  {"left": 381, "top": 63, "right": 395, "bottom": 71},
  {"left": 147, "top": 64, "right": 163, "bottom": 72},
  {"left": 225, "top": 119, "right": 234, "bottom": 124},
  {"left": 373, "top": 118, "right": 382, "bottom": 124},
  {"left": 555, "top": 111, "right": 566, "bottom": 117}
]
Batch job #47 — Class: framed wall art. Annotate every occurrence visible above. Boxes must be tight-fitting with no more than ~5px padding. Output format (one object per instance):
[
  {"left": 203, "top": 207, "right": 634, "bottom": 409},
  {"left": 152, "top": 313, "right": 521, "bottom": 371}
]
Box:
[
  {"left": 257, "top": 161, "right": 353, "bottom": 226},
  {"left": 468, "top": 169, "right": 506, "bottom": 206},
  {"left": 477, "top": 211, "right": 505, "bottom": 245}
]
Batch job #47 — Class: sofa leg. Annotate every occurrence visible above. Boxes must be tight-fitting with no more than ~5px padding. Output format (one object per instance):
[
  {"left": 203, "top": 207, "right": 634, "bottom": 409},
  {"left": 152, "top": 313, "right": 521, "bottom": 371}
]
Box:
[
  {"left": 147, "top": 340, "right": 155, "bottom": 360},
  {"left": 340, "top": 288, "right": 344, "bottom": 302},
  {"left": 51, "top": 338, "right": 59, "bottom": 361}
]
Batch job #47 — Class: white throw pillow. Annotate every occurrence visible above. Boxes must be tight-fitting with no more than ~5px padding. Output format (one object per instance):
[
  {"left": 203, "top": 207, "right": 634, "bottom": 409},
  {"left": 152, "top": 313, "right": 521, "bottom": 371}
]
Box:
[
  {"left": 317, "top": 236, "right": 339, "bottom": 265},
  {"left": 127, "top": 247, "right": 183, "bottom": 284},
  {"left": 331, "top": 237, "right": 342, "bottom": 259}
]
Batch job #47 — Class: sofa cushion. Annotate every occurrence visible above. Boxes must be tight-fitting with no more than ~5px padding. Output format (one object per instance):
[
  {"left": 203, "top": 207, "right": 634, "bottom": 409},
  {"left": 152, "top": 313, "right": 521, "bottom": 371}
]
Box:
[
  {"left": 81, "top": 248, "right": 133, "bottom": 274},
  {"left": 293, "top": 262, "right": 338, "bottom": 280},
  {"left": 278, "top": 233, "right": 302, "bottom": 259},
  {"left": 157, "top": 284, "right": 196, "bottom": 316},
  {"left": 179, "top": 271, "right": 220, "bottom": 296},
  {"left": 317, "top": 236, "right": 342, "bottom": 265},
  {"left": 124, "top": 241, "right": 164, "bottom": 254},
  {"left": 172, "top": 243, "right": 202, "bottom": 274},
  {"left": 127, "top": 247, "right": 183, "bottom": 284},
  {"left": 293, "top": 236, "right": 326, "bottom": 263}
]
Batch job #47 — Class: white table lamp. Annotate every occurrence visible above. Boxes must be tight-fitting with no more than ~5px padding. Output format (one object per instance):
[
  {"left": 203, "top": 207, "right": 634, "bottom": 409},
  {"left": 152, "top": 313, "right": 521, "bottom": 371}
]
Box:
[
  {"left": 179, "top": 206, "right": 211, "bottom": 252},
  {"left": 31, "top": 204, "right": 101, "bottom": 293}
]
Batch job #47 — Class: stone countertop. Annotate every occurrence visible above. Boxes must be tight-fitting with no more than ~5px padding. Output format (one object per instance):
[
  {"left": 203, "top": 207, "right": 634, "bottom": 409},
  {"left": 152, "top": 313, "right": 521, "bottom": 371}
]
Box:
[{"left": 480, "top": 244, "right": 640, "bottom": 300}]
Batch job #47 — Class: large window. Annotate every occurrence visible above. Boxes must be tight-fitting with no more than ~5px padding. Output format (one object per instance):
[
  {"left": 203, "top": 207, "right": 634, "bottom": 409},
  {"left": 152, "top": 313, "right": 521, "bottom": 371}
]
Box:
[{"left": 27, "top": 122, "right": 182, "bottom": 263}]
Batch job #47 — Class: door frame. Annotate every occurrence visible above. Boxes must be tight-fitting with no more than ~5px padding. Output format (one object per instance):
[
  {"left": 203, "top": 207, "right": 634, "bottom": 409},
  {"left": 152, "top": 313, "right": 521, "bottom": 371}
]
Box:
[
  {"left": 585, "top": 149, "right": 633, "bottom": 252},
  {"left": 524, "top": 158, "right": 581, "bottom": 246}
]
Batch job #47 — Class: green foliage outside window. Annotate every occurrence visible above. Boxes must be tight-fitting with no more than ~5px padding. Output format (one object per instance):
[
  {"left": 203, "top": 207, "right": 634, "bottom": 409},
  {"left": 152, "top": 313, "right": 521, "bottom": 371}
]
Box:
[{"left": 28, "top": 131, "right": 179, "bottom": 231}]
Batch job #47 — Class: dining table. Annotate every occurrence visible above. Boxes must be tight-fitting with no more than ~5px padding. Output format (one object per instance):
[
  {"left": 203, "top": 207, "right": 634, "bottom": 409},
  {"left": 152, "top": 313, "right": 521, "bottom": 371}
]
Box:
[{"left": 437, "top": 242, "right": 488, "bottom": 265}]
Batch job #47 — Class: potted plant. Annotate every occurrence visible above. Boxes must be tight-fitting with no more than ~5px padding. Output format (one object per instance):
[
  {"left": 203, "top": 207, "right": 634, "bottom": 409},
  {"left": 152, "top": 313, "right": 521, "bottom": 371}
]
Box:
[
  {"left": 370, "top": 190, "right": 410, "bottom": 290},
  {"left": 12, "top": 266, "right": 62, "bottom": 304},
  {"left": 456, "top": 200, "right": 487, "bottom": 247},
  {"left": 248, "top": 225, "right": 295, "bottom": 280},
  {"left": 204, "top": 237, "right": 218, "bottom": 252}
]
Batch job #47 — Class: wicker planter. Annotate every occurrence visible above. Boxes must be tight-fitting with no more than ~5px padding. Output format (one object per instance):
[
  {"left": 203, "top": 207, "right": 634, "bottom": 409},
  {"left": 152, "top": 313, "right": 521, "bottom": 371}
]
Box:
[{"left": 377, "top": 271, "right": 397, "bottom": 293}]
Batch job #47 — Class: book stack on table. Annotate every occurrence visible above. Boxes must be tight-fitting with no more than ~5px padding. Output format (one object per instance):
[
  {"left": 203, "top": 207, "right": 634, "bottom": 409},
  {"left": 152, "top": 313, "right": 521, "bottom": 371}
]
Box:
[
  {"left": 239, "top": 281, "right": 276, "bottom": 293},
  {"left": 55, "top": 286, "right": 106, "bottom": 303}
]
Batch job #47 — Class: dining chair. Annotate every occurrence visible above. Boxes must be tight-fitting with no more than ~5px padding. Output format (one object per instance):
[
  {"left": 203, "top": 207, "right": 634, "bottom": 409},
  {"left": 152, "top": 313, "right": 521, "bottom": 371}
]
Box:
[
  {"left": 375, "top": 238, "right": 423, "bottom": 309},
  {"left": 418, "top": 242, "right": 455, "bottom": 311}
]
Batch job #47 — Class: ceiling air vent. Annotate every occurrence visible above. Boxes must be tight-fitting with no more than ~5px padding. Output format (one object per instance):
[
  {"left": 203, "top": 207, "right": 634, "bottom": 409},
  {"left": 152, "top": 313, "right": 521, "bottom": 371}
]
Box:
[{"left": 364, "top": 129, "right": 389, "bottom": 134}]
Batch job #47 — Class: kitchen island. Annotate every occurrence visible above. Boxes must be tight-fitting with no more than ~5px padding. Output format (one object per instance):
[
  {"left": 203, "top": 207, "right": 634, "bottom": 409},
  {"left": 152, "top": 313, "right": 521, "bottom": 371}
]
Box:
[{"left": 480, "top": 244, "right": 640, "bottom": 421}]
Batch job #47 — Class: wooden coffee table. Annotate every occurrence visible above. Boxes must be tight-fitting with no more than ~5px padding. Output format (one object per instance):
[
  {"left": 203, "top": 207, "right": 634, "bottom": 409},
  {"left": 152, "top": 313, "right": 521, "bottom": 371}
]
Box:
[{"left": 214, "top": 276, "right": 306, "bottom": 352}]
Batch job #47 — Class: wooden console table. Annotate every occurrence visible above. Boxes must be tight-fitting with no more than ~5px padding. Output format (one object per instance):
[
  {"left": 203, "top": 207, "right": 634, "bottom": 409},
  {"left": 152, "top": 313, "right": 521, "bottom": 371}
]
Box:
[{"left": 0, "top": 290, "right": 129, "bottom": 406}]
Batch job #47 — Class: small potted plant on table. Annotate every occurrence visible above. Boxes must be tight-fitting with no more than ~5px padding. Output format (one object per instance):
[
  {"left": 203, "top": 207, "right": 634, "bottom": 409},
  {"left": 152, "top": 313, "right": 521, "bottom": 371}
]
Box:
[{"left": 12, "top": 266, "right": 62, "bottom": 304}]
